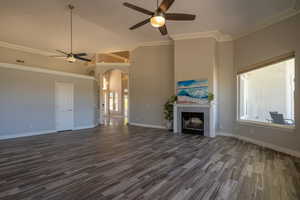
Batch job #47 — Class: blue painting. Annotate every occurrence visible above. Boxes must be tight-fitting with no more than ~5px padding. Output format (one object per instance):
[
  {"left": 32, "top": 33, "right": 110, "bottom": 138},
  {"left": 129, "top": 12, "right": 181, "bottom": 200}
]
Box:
[{"left": 177, "top": 80, "right": 208, "bottom": 104}]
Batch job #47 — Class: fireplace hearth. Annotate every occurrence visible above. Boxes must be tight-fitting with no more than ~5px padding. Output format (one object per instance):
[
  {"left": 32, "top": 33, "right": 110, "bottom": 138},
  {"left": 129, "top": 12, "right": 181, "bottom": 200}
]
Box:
[{"left": 182, "top": 112, "right": 204, "bottom": 135}]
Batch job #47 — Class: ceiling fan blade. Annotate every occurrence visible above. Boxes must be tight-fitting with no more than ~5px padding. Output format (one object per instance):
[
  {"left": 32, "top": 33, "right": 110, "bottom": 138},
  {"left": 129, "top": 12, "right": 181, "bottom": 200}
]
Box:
[
  {"left": 74, "top": 55, "right": 91, "bottom": 62},
  {"left": 123, "top": 2, "right": 154, "bottom": 15},
  {"left": 159, "top": 0, "right": 175, "bottom": 12},
  {"left": 159, "top": 25, "right": 168, "bottom": 35},
  {"left": 74, "top": 53, "right": 87, "bottom": 57},
  {"left": 130, "top": 18, "right": 151, "bottom": 30},
  {"left": 56, "top": 50, "right": 69, "bottom": 55},
  {"left": 165, "top": 13, "right": 196, "bottom": 21}
]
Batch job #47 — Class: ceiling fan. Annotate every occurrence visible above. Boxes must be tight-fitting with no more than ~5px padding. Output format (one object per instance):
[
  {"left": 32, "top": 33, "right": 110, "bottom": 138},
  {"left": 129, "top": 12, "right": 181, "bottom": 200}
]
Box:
[
  {"left": 52, "top": 5, "right": 91, "bottom": 63},
  {"left": 123, "top": 0, "right": 196, "bottom": 36}
]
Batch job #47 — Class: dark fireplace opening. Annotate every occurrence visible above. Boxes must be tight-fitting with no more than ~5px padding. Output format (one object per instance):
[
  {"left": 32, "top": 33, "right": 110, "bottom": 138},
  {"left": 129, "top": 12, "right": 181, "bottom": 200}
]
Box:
[{"left": 182, "top": 112, "right": 204, "bottom": 135}]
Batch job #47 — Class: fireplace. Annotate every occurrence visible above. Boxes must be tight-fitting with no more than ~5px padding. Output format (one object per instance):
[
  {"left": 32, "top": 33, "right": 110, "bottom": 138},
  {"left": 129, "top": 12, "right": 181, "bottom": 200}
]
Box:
[
  {"left": 173, "top": 104, "right": 216, "bottom": 137},
  {"left": 181, "top": 112, "right": 204, "bottom": 135}
]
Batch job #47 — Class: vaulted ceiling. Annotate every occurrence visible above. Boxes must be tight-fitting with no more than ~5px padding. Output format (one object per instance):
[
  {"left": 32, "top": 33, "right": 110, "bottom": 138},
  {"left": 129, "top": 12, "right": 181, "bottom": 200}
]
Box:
[{"left": 0, "top": 0, "right": 298, "bottom": 54}]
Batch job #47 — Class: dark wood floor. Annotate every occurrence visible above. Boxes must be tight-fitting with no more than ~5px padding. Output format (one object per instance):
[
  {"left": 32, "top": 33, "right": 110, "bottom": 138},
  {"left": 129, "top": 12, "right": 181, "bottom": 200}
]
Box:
[{"left": 0, "top": 125, "right": 300, "bottom": 200}]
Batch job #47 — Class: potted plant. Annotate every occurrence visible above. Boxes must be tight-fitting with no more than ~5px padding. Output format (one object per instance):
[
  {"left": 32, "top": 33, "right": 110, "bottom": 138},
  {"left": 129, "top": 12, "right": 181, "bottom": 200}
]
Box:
[
  {"left": 164, "top": 95, "right": 177, "bottom": 130},
  {"left": 208, "top": 92, "right": 214, "bottom": 103}
]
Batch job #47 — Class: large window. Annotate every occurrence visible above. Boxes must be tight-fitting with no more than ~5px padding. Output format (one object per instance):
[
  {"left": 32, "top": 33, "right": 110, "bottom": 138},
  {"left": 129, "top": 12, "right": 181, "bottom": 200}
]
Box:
[{"left": 238, "top": 56, "right": 295, "bottom": 127}]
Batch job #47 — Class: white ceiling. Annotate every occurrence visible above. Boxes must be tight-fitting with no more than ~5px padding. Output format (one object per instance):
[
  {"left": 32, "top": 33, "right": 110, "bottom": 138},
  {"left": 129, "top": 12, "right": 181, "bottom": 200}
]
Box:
[{"left": 0, "top": 0, "right": 297, "bottom": 54}]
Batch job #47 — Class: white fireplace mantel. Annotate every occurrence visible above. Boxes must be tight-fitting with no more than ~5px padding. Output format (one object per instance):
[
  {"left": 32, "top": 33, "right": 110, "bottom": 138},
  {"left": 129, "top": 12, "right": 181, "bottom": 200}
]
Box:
[
  {"left": 174, "top": 103, "right": 212, "bottom": 108},
  {"left": 173, "top": 103, "right": 216, "bottom": 137}
]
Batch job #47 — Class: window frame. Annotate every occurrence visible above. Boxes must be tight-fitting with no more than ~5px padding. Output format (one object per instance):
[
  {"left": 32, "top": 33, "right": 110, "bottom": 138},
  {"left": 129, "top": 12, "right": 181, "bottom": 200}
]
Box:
[{"left": 236, "top": 53, "right": 296, "bottom": 131}]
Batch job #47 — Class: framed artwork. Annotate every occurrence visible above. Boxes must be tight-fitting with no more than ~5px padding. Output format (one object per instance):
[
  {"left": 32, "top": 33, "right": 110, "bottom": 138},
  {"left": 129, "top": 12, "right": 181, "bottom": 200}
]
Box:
[{"left": 177, "top": 80, "right": 208, "bottom": 104}]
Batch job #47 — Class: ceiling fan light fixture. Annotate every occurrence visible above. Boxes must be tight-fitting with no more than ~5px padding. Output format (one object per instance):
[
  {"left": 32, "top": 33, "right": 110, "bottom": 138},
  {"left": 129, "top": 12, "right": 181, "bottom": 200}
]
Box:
[
  {"left": 150, "top": 12, "right": 165, "bottom": 28},
  {"left": 66, "top": 55, "right": 76, "bottom": 63}
]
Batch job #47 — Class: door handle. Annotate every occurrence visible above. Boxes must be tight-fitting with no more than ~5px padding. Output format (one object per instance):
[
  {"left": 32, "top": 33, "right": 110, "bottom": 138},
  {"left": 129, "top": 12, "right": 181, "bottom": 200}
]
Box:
[{"left": 67, "top": 109, "right": 73, "bottom": 111}]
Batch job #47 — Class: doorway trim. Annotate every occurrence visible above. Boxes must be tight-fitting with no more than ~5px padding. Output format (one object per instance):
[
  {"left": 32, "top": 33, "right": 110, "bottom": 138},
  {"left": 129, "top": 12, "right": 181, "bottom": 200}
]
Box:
[{"left": 55, "top": 81, "right": 74, "bottom": 131}]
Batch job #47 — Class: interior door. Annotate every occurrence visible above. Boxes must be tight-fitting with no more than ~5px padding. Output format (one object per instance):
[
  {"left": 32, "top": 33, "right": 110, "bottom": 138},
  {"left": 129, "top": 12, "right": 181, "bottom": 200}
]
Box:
[{"left": 55, "top": 82, "right": 74, "bottom": 131}]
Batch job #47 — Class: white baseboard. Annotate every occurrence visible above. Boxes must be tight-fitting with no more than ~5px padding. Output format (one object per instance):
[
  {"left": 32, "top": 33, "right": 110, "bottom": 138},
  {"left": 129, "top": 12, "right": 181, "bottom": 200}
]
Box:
[
  {"left": 0, "top": 129, "right": 57, "bottom": 140},
  {"left": 129, "top": 122, "right": 166, "bottom": 129},
  {"left": 217, "top": 132, "right": 300, "bottom": 158},
  {"left": 73, "top": 124, "right": 98, "bottom": 130},
  {"left": 0, "top": 124, "right": 98, "bottom": 140}
]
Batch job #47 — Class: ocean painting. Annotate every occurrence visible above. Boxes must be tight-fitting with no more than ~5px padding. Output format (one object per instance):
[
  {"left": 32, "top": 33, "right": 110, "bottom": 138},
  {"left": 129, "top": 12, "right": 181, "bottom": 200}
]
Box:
[{"left": 177, "top": 80, "right": 208, "bottom": 104}]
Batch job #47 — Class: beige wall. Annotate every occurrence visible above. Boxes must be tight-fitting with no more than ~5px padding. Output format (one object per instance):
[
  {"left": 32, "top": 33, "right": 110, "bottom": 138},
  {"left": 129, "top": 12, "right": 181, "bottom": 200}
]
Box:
[
  {"left": 0, "top": 46, "right": 89, "bottom": 75},
  {"left": 0, "top": 65, "right": 97, "bottom": 138},
  {"left": 130, "top": 45, "right": 174, "bottom": 127},
  {"left": 218, "top": 13, "right": 300, "bottom": 152},
  {"left": 216, "top": 41, "right": 235, "bottom": 133},
  {"left": 174, "top": 38, "right": 217, "bottom": 92}
]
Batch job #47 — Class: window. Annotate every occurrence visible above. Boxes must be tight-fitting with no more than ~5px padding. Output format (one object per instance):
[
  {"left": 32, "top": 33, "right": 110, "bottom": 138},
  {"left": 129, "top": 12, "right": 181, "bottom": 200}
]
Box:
[
  {"left": 109, "top": 91, "right": 119, "bottom": 112},
  {"left": 103, "top": 77, "right": 108, "bottom": 90},
  {"left": 237, "top": 56, "right": 295, "bottom": 127},
  {"left": 109, "top": 92, "right": 114, "bottom": 111},
  {"left": 114, "top": 93, "right": 119, "bottom": 112}
]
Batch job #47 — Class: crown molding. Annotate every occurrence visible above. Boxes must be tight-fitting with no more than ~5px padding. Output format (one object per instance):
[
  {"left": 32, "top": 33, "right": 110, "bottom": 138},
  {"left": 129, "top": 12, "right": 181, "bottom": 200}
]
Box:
[
  {"left": 138, "top": 40, "right": 174, "bottom": 47},
  {"left": 96, "top": 62, "right": 130, "bottom": 67},
  {"left": 0, "top": 62, "right": 95, "bottom": 80},
  {"left": 0, "top": 41, "right": 56, "bottom": 56},
  {"left": 170, "top": 31, "right": 233, "bottom": 42},
  {"left": 234, "top": 8, "right": 300, "bottom": 40}
]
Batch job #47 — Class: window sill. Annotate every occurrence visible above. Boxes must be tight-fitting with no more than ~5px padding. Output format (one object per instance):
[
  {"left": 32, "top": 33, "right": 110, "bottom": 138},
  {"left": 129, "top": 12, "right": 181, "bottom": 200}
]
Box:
[{"left": 237, "top": 120, "right": 295, "bottom": 132}]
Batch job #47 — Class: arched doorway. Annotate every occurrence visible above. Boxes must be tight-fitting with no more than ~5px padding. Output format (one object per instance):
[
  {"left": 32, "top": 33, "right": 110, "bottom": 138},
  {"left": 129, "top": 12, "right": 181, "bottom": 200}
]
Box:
[{"left": 97, "top": 64, "right": 130, "bottom": 126}]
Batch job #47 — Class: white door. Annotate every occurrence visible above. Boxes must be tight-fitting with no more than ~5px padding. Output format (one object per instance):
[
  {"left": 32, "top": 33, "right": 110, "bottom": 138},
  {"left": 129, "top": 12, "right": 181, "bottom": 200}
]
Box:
[{"left": 55, "top": 82, "right": 74, "bottom": 131}]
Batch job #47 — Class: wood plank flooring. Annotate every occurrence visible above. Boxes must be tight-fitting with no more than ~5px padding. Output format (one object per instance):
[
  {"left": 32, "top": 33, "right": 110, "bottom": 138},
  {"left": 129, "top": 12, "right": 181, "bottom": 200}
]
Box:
[{"left": 0, "top": 125, "right": 300, "bottom": 200}]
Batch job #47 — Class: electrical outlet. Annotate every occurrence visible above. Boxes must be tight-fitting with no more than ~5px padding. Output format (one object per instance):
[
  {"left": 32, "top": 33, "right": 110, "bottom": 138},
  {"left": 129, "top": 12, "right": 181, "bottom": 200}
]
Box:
[{"left": 250, "top": 129, "right": 255, "bottom": 134}]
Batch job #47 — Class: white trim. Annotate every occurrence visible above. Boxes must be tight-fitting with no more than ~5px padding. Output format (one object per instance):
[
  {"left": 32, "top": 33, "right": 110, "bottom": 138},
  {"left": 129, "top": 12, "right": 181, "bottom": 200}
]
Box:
[
  {"left": 234, "top": 8, "right": 300, "bottom": 40},
  {"left": 237, "top": 120, "right": 295, "bottom": 132},
  {"left": 170, "top": 31, "right": 233, "bottom": 42},
  {"left": 217, "top": 132, "right": 300, "bottom": 158},
  {"left": 129, "top": 122, "right": 166, "bottom": 129},
  {"left": 174, "top": 103, "right": 212, "bottom": 108},
  {"left": 0, "top": 130, "right": 57, "bottom": 140},
  {"left": 0, "top": 63, "right": 95, "bottom": 80},
  {"left": 138, "top": 40, "right": 174, "bottom": 47},
  {"left": 96, "top": 63, "right": 130, "bottom": 67},
  {"left": 0, "top": 125, "right": 98, "bottom": 140},
  {"left": 0, "top": 41, "right": 56, "bottom": 56},
  {"left": 73, "top": 124, "right": 97, "bottom": 130}
]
